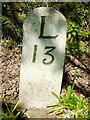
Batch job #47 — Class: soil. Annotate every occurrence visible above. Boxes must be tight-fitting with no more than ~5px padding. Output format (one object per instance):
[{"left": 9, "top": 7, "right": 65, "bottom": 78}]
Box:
[
  {"left": 1, "top": 41, "right": 21, "bottom": 104},
  {"left": 0, "top": 41, "right": 90, "bottom": 104},
  {"left": 63, "top": 53, "right": 90, "bottom": 97}
]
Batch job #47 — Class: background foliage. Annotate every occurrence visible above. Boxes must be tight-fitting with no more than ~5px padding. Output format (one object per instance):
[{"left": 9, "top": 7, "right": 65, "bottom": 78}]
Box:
[{"left": 2, "top": 2, "right": 90, "bottom": 57}]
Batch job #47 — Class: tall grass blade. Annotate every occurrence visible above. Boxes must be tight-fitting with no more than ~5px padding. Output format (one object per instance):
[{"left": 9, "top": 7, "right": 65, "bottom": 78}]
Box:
[
  {"left": 71, "top": 69, "right": 77, "bottom": 90},
  {"left": 6, "top": 103, "right": 11, "bottom": 115},
  {"left": 12, "top": 101, "right": 19, "bottom": 113},
  {"left": 65, "top": 85, "right": 72, "bottom": 101},
  {"left": 52, "top": 92, "right": 62, "bottom": 102},
  {"left": 15, "top": 111, "right": 21, "bottom": 118}
]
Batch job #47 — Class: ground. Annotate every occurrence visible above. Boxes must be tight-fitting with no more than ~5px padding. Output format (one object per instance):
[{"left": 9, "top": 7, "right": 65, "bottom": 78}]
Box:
[{"left": 0, "top": 41, "right": 90, "bottom": 104}]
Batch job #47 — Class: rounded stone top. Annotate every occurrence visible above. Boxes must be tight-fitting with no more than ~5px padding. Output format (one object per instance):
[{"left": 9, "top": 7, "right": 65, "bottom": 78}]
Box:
[{"left": 24, "top": 7, "right": 66, "bottom": 25}]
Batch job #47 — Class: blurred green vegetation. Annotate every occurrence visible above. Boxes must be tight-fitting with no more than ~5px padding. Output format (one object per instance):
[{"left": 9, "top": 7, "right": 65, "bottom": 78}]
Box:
[{"left": 2, "top": 2, "right": 90, "bottom": 57}]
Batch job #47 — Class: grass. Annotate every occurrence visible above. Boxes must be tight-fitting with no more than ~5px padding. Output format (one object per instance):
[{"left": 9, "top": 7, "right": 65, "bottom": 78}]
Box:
[
  {"left": 1, "top": 101, "right": 21, "bottom": 120},
  {"left": 48, "top": 70, "right": 90, "bottom": 118},
  {"left": 48, "top": 86, "right": 89, "bottom": 118},
  {"left": 1, "top": 100, "right": 29, "bottom": 120}
]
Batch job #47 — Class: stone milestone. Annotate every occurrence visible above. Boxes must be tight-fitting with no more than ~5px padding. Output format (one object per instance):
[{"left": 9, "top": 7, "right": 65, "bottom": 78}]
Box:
[{"left": 19, "top": 7, "right": 67, "bottom": 118}]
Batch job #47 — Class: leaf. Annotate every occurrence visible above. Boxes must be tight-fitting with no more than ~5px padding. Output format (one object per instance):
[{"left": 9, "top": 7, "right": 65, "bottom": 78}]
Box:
[
  {"left": 71, "top": 69, "right": 77, "bottom": 90},
  {"left": 6, "top": 103, "right": 11, "bottom": 115},
  {"left": 72, "top": 32, "right": 76, "bottom": 37},
  {"left": 68, "top": 33, "right": 71, "bottom": 40},
  {"left": 12, "top": 101, "right": 19, "bottom": 113},
  {"left": 15, "top": 111, "right": 21, "bottom": 118},
  {"left": 48, "top": 108, "right": 57, "bottom": 114},
  {"left": 65, "top": 85, "right": 72, "bottom": 101},
  {"left": 47, "top": 103, "right": 61, "bottom": 108},
  {"left": 51, "top": 92, "right": 62, "bottom": 102}
]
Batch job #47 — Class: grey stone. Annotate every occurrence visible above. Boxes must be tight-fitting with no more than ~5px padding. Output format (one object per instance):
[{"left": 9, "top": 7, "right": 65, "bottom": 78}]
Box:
[{"left": 19, "top": 7, "right": 67, "bottom": 118}]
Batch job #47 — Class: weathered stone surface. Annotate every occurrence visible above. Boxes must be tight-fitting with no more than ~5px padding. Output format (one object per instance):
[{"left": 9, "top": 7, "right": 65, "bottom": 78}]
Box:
[
  {"left": 19, "top": 7, "right": 66, "bottom": 118},
  {"left": 1, "top": 39, "right": 89, "bottom": 114}
]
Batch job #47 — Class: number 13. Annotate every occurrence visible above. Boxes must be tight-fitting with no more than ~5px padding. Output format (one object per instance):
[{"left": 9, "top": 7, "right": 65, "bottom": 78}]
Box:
[{"left": 32, "top": 45, "right": 56, "bottom": 65}]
